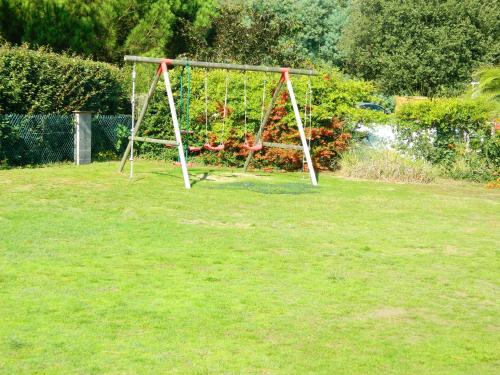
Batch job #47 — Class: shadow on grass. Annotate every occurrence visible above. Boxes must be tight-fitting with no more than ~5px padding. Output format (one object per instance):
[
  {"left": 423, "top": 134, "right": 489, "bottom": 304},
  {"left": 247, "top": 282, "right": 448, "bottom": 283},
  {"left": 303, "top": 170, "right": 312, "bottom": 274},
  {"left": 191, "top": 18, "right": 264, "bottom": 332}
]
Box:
[
  {"left": 151, "top": 169, "right": 218, "bottom": 185},
  {"left": 191, "top": 172, "right": 209, "bottom": 186},
  {"left": 151, "top": 171, "right": 183, "bottom": 180},
  {"left": 150, "top": 169, "right": 317, "bottom": 194},
  {"left": 209, "top": 181, "right": 319, "bottom": 195}
]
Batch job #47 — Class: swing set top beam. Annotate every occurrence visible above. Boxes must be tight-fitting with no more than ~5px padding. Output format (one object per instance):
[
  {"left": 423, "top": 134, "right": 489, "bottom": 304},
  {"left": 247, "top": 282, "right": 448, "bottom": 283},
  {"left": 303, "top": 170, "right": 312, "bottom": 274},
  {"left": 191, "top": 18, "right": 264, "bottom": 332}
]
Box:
[{"left": 124, "top": 55, "right": 317, "bottom": 76}]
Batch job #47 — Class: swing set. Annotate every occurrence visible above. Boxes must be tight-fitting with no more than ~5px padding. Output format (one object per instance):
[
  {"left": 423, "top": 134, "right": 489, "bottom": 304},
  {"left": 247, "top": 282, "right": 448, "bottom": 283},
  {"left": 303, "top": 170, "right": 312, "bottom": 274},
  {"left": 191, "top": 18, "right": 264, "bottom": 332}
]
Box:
[{"left": 119, "top": 55, "right": 318, "bottom": 189}]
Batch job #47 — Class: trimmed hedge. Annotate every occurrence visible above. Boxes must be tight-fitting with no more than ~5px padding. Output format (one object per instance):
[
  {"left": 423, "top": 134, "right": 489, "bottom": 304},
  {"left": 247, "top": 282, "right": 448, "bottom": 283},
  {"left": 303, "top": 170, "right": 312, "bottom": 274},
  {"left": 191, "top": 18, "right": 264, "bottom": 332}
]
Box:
[
  {"left": 0, "top": 44, "right": 128, "bottom": 114},
  {"left": 396, "top": 98, "right": 499, "bottom": 181}
]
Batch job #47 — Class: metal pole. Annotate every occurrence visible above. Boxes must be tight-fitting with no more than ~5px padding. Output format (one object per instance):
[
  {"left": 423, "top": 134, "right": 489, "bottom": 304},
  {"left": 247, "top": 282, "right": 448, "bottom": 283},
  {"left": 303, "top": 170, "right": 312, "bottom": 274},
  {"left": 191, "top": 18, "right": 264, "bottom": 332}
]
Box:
[
  {"left": 284, "top": 71, "right": 318, "bottom": 186},
  {"left": 243, "top": 78, "right": 284, "bottom": 172},
  {"left": 124, "top": 55, "right": 316, "bottom": 76},
  {"left": 75, "top": 113, "right": 80, "bottom": 165},
  {"left": 130, "top": 63, "right": 136, "bottom": 178},
  {"left": 119, "top": 69, "right": 161, "bottom": 172},
  {"left": 161, "top": 62, "right": 191, "bottom": 189}
]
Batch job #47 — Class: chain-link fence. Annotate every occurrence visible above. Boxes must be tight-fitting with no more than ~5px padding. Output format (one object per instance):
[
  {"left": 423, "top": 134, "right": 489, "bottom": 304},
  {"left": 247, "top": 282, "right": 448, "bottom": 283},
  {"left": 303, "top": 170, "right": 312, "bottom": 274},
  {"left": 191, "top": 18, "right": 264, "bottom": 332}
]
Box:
[
  {"left": 92, "top": 114, "right": 131, "bottom": 160},
  {"left": 0, "top": 113, "right": 131, "bottom": 166},
  {"left": 0, "top": 113, "right": 74, "bottom": 165}
]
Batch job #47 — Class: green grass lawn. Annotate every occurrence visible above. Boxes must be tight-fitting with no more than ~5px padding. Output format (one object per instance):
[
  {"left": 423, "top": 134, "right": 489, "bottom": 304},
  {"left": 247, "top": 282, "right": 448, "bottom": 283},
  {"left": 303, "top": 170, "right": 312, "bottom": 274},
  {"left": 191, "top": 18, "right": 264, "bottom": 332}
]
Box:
[{"left": 0, "top": 161, "right": 499, "bottom": 374}]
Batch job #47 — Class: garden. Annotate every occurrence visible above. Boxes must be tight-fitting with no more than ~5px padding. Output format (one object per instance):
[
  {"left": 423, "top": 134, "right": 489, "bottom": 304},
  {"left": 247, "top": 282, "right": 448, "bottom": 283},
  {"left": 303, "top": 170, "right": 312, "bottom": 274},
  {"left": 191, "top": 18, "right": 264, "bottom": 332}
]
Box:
[{"left": 0, "top": 0, "right": 499, "bottom": 373}]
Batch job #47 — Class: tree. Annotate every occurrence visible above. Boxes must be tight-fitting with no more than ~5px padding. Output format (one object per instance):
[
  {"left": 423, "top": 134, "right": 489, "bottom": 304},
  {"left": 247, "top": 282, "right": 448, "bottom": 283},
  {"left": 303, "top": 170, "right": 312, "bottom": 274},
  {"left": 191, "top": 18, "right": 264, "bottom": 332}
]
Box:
[
  {"left": 0, "top": 0, "right": 23, "bottom": 44},
  {"left": 21, "top": 1, "right": 108, "bottom": 58},
  {"left": 183, "top": 0, "right": 349, "bottom": 66},
  {"left": 0, "top": 0, "right": 218, "bottom": 63},
  {"left": 185, "top": 0, "right": 297, "bottom": 65},
  {"left": 471, "top": 67, "right": 500, "bottom": 101},
  {"left": 340, "top": 0, "right": 500, "bottom": 96},
  {"left": 123, "top": 0, "right": 217, "bottom": 58},
  {"left": 249, "top": 0, "right": 349, "bottom": 65}
]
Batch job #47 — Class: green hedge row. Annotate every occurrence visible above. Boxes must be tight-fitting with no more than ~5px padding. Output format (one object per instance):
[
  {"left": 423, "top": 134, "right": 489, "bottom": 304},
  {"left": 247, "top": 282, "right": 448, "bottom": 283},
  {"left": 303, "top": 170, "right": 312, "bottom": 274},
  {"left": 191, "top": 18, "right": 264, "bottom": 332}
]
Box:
[
  {"left": 0, "top": 45, "right": 128, "bottom": 114},
  {"left": 396, "top": 98, "right": 499, "bottom": 182}
]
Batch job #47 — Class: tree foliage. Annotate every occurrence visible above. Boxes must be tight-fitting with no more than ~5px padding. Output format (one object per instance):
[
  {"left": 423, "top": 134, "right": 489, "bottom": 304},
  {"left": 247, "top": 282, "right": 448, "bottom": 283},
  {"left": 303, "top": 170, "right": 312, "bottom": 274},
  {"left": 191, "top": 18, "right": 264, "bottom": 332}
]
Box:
[
  {"left": 470, "top": 66, "right": 500, "bottom": 119},
  {"left": 0, "top": 0, "right": 498, "bottom": 98},
  {"left": 340, "top": 0, "right": 500, "bottom": 96},
  {"left": 186, "top": 0, "right": 348, "bottom": 66},
  {"left": 396, "top": 98, "right": 499, "bottom": 181},
  {"left": 0, "top": 0, "right": 218, "bottom": 63}
]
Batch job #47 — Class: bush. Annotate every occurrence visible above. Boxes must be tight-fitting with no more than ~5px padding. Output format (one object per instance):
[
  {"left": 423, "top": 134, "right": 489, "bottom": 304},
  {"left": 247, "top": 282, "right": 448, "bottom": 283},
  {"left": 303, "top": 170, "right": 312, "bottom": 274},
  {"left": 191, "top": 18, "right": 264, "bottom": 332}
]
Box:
[
  {"left": 0, "top": 44, "right": 128, "bottom": 114},
  {"left": 396, "top": 97, "right": 499, "bottom": 181},
  {"left": 442, "top": 151, "right": 499, "bottom": 182},
  {"left": 339, "top": 147, "right": 437, "bottom": 183},
  {"left": 135, "top": 67, "right": 378, "bottom": 171},
  {"left": 0, "top": 116, "right": 27, "bottom": 167}
]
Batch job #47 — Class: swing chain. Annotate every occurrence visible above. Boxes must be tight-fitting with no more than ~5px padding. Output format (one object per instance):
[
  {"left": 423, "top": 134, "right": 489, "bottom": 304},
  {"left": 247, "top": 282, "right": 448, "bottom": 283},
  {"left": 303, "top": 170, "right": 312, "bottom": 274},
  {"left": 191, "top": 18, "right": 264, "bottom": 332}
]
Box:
[
  {"left": 204, "top": 68, "right": 209, "bottom": 142},
  {"left": 307, "top": 77, "right": 312, "bottom": 148},
  {"left": 302, "top": 77, "right": 313, "bottom": 172},
  {"left": 260, "top": 75, "right": 267, "bottom": 125},
  {"left": 243, "top": 71, "right": 247, "bottom": 136},
  {"left": 221, "top": 72, "right": 229, "bottom": 142},
  {"left": 129, "top": 62, "right": 137, "bottom": 178},
  {"left": 184, "top": 64, "right": 191, "bottom": 158}
]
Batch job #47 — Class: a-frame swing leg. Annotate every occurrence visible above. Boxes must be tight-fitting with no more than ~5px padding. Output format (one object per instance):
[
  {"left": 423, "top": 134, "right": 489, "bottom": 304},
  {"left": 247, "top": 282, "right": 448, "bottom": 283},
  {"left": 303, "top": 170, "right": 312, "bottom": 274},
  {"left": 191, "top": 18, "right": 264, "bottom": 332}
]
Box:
[
  {"left": 119, "top": 61, "right": 190, "bottom": 189},
  {"left": 119, "top": 69, "right": 161, "bottom": 172},
  {"left": 160, "top": 61, "right": 191, "bottom": 189},
  {"left": 243, "top": 72, "right": 318, "bottom": 186},
  {"left": 283, "top": 71, "right": 318, "bottom": 186},
  {"left": 243, "top": 79, "right": 284, "bottom": 172}
]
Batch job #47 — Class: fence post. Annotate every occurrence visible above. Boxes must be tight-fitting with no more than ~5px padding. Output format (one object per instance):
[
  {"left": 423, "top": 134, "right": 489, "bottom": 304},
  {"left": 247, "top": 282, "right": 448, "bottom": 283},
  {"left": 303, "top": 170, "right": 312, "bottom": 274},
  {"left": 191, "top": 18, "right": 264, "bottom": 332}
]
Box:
[{"left": 73, "top": 111, "right": 92, "bottom": 165}]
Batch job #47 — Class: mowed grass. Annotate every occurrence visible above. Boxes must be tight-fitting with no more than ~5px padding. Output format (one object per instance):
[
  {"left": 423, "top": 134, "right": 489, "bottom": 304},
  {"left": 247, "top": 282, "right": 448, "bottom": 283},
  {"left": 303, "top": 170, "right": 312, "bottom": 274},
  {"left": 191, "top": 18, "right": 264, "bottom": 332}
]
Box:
[{"left": 0, "top": 160, "right": 499, "bottom": 374}]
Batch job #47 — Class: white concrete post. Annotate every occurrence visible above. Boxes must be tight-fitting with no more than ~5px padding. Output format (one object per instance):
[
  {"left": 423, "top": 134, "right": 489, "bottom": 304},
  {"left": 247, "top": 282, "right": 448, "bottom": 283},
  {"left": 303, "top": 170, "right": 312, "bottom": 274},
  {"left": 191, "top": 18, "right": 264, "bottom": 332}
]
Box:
[{"left": 73, "top": 111, "right": 92, "bottom": 165}]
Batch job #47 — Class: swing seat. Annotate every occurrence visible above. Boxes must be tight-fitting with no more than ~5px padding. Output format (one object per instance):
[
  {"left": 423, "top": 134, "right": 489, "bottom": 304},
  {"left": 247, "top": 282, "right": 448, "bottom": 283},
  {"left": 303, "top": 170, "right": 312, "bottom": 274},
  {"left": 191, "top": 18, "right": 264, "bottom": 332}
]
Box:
[
  {"left": 174, "top": 161, "right": 194, "bottom": 167},
  {"left": 242, "top": 143, "right": 263, "bottom": 152},
  {"left": 188, "top": 146, "right": 203, "bottom": 152},
  {"left": 204, "top": 143, "right": 225, "bottom": 151}
]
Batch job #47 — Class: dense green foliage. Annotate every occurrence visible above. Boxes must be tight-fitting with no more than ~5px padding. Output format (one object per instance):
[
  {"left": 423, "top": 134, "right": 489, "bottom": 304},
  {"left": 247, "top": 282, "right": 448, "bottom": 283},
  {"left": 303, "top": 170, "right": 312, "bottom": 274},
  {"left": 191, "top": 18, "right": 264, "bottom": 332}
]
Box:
[
  {"left": 0, "top": 45, "right": 127, "bottom": 113},
  {"left": 1, "top": 0, "right": 497, "bottom": 97},
  {"left": 0, "top": 116, "right": 25, "bottom": 166},
  {"left": 187, "top": 0, "right": 348, "bottom": 66},
  {"left": 135, "top": 67, "right": 378, "bottom": 170},
  {"left": 340, "top": 0, "right": 499, "bottom": 96},
  {"left": 470, "top": 66, "right": 500, "bottom": 118},
  {"left": 0, "top": 0, "right": 218, "bottom": 62},
  {"left": 472, "top": 67, "right": 500, "bottom": 100},
  {"left": 0, "top": 0, "right": 347, "bottom": 66},
  {"left": 396, "top": 98, "right": 499, "bottom": 181}
]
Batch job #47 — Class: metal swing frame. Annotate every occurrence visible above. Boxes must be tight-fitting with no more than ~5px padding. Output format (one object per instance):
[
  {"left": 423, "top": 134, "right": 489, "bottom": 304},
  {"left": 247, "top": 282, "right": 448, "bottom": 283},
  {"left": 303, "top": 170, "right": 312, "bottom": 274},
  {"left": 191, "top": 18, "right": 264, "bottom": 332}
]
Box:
[{"left": 119, "top": 55, "right": 318, "bottom": 189}]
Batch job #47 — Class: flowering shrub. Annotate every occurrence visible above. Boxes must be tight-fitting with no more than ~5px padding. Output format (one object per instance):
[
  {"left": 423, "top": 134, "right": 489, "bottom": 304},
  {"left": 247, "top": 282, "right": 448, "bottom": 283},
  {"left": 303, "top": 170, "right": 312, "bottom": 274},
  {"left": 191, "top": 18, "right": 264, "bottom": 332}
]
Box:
[
  {"left": 137, "top": 68, "right": 375, "bottom": 170},
  {"left": 253, "top": 92, "right": 352, "bottom": 170}
]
